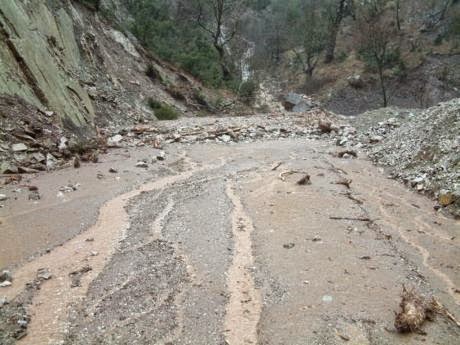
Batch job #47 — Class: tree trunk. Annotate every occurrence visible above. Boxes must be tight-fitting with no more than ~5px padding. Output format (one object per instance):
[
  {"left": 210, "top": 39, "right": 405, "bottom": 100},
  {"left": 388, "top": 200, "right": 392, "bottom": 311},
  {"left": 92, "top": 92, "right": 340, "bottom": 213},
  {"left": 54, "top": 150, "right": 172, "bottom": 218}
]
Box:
[
  {"left": 378, "top": 65, "right": 387, "bottom": 107},
  {"left": 324, "top": 26, "right": 339, "bottom": 63},
  {"left": 324, "top": 0, "right": 347, "bottom": 63},
  {"left": 214, "top": 44, "right": 231, "bottom": 80}
]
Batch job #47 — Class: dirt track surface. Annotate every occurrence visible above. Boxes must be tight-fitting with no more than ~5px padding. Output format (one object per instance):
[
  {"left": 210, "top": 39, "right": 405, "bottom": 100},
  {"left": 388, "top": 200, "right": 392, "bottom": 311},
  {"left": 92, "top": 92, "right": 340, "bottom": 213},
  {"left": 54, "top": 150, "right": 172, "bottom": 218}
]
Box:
[{"left": 1, "top": 137, "right": 459, "bottom": 345}]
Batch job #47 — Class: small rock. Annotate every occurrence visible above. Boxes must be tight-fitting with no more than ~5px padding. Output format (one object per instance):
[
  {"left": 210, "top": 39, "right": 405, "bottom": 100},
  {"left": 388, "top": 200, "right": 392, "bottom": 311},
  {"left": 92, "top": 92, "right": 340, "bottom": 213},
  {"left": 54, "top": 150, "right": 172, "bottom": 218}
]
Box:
[
  {"left": 0, "top": 296, "right": 8, "bottom": 307},
  {"left": 347, "top": 74, "right": 364, "bottom": 88},
  {"left": 37, "top": 268, "right": 52, "bottom": 280},
  {"left": 28, "top": 191, "right": 41, "bottom": 201},
  {"left": 58, "top": 137, "right": 68, "bottom": 151},
  {"left": 318, "top": 120, "right": 332, "bottom": 134},
  {"left": 0, "top": 162, "right": 19, "bottom": 174},
  {"left": 109, "top": 168, "right": 118, "bottom": 173},
  {"left": 322, "top": 295, "right": 333, "bottom": 303},
  {"left": 283, "top": 243, "right": 295, "bottom": 249},
  {"left": 157, "top": 151, "right": 166, "bottom": 161},
  {"left": 107, "top": 134, "right": 123, "bottom": 147},
  {"left": 0, "top": 194, "right": 8, "bottom": 201},
  {"left": 59, "top": 184, "right": 79, "bottom": 193},
  {"left": 0, "top": 281, "right": 12, "bottom": 288},
  {"left": 73, "top": 156, "right": 81, "bottom": 169},
  {"left": 46, "top": 153, "right": 58, "bottom": 170},
  {"left": 17, "top": 319, "right": 28, "bottom": 328},
  {"left": 219, "top": 134, "right": 232, "bottom": 143},
  {"left": 136, "top": 161, "right": 148, "bottom": 168},
  {"left": 0, "top": 270, "right": 12, "bottom": 283},
  {"left": 12, "top": 143, "right": 28, "bottom": 152},
  {"left": 370, "top": 135, "right": 383, "bottom": 144}
]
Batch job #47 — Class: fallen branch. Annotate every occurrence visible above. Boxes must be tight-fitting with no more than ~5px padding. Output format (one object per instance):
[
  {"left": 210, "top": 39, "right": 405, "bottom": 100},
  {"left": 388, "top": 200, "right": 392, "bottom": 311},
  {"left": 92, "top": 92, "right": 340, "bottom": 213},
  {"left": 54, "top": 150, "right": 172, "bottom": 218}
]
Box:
[
  {"left": 342, "top": 191, "right": 364, "bottom": 205},
  {"left": 329, "top": 216, "right": 372, "bottom": 222},
  {"left": 271, "top": 162, "right": 283, "bottom": 171},
  {"left": 335, "top": 178, "right": 352, "bottom": 189}
]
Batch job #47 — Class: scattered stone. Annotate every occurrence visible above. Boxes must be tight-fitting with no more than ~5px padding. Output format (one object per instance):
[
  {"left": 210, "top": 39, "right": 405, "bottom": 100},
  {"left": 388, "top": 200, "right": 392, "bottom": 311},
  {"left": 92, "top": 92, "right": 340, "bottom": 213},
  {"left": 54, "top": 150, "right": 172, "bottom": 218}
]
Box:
[
  {"left": 347, "top": 74, "right": 364, "bottom": 89},
  {"left": 69, "top": 265, "right": 93, "bottom": 288},
  {"left": 337, "top": 150, "right": 358, "bottom": 158},
  {"left": 46, "top": 153, "right": 58, "bottom": 170},
  {"left": 11, "top": 143, "right": 28, "bottom": 152},
  {"left": 297, "top": 174, "right": 311, "bottom": 185},
  {"left": 283, "top": 243, "right": 295, "bottom": 249},
  {"left": 156, "top": 151, "right": 166, "bottom": 161},
  {"left": 370, "top": 135, "right": 383, "bottom": 144},
  {"left": 59, "top": 184, "right": 79, "bottom": 193},
  {"left": 318, "top": 120, "right": 333, "bottom": 134},
  {"left": 219, "top": 134, "right": 232, "bottom": 143},
  {"left": 0, "top": 296, "right": 7, "bottom": 307},
  {"left": 28, "top": 191, "right": 41, "bottom": 201},
  {"left": 37, "top": 268, "right": 52, "bottom": 281},
  {"left": 1, "top": 162, "right": 19, "bottom": 174},
  {"left": 0, "top": 270, "right": 12, "bottom": 283},
  {"left": 107, "top": 134, "right": 124, "bottom": 147},
  {"left": 58, "top": 137, "right": 68, "bottom": 151},
  {"left": 322, "top": 295, "right": 333, "bottom": 303},
  {"left": 73, "top": 156, "right": 81, "bottom": 169}
]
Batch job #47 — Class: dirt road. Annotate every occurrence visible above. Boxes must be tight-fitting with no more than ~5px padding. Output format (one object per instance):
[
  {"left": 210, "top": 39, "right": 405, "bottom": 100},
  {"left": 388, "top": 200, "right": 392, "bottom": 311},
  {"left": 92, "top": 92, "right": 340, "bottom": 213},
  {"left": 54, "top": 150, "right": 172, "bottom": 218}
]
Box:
[{"left": 1, "top": 137, "right": 459, "bottom": 345}]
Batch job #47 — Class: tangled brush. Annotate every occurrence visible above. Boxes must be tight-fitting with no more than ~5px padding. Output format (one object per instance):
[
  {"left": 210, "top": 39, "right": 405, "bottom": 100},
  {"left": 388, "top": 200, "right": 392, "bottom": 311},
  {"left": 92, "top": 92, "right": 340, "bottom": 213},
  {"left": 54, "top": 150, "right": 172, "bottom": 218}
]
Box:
[{"left": 395, "top": 285, "right": 460, "bottom": 333}]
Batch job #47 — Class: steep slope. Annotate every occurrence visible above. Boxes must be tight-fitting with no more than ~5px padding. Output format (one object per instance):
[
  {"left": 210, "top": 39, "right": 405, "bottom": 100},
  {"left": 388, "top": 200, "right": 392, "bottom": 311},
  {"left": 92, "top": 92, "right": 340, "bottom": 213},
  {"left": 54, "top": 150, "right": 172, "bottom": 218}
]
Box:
[{"left": 0, "top": 0, "right": 231, "bottom": 174}]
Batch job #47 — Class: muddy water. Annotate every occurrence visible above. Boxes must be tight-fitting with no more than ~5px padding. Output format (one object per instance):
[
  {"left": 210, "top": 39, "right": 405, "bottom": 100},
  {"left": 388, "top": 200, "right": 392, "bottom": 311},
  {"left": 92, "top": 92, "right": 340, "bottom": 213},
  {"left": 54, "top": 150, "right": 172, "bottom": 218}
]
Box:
[
  {"left": 224, "top": 181, "right": 262, "bottom": 345},
  {"left": 3, "top": 158, "right": 218, "bottom": 345}
]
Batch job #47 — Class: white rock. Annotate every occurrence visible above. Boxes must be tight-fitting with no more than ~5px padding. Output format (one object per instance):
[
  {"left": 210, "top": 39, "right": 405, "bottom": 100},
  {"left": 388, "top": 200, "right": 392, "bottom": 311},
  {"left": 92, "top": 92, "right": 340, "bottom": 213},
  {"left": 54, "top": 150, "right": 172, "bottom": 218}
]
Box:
[
  {"left": 58, "top": 137, "right": 68, "bottom": 151},
  {"left": 108, "top": 134, "right": 124, "bottom": 147},
  {"left": 12, "top": 143, "right": 28, "bottom": 152},
  {"left": 0, "top": 194, "right": 7, "bottom": 201}
]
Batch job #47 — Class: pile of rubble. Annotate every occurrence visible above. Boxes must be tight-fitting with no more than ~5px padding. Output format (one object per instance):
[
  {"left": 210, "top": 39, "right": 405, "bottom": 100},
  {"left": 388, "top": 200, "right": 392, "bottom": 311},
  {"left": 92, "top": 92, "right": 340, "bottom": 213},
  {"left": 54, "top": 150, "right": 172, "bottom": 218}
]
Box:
[
  {"left": 105, "top": 109, "right": 334, "bottom": 147},
  {"left": 0, "top": 96, "right": 100, "bottom": 178},
  {"left": 337, "top": 99, "right": 460, "bottom": 216}
]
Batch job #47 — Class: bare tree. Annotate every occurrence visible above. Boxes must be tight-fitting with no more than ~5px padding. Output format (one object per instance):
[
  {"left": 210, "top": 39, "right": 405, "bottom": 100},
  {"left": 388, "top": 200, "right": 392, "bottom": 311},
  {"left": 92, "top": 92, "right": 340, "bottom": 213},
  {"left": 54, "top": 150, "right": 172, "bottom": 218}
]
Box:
[
  {"left": 292, "top": 3, "right": 327, "bottom": 77},
  {"left": 323, "top": 0, "right": 354, "bottom": 63},
  {"left": 395, "top": 0, "right": 401, "bottom": 31},
  {"left": 195, "top": 0, "right": 243, "bottom": 79},
  {"left": 357, "top": 9, "right": 396, "bottom": 107}
]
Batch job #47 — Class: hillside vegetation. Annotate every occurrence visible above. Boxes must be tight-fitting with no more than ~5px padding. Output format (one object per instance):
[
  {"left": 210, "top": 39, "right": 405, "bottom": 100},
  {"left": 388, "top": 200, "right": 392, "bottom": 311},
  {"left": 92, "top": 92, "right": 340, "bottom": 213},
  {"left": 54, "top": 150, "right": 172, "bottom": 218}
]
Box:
[{"left": 105, "top": 0, "right": 460, "bottom": 113}]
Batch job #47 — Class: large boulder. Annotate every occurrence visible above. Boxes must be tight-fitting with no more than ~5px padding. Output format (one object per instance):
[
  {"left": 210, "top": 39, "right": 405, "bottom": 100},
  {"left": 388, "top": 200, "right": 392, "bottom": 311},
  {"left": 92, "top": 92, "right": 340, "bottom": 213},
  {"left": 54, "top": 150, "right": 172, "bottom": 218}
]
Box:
[{"left": 282, "top": 93, "right": 317, "bottom": 113}]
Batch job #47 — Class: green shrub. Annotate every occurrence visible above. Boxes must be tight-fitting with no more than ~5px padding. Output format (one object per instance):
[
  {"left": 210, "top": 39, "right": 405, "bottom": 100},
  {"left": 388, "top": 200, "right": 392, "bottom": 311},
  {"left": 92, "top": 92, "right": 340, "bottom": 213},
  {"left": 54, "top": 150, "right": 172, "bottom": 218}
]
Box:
[
  {"left": 155, "top": 105, "right": 179, "bottom": 120},
  {"left": 147, "top": 99, "right": 179, "bottom": 120},
  {"left": 147, "top": 98, "right": 162, "bottom": 110}
]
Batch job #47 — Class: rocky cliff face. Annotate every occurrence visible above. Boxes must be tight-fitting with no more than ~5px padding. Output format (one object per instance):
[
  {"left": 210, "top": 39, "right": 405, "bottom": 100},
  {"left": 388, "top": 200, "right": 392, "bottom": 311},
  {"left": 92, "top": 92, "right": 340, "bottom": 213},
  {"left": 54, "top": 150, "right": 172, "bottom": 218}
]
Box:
[
  {"left": 0, "top": 1, "right": 94, "bottom": 134},
  {"left": 0, "top": 0, "right": 225, "bottom": 174}
]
